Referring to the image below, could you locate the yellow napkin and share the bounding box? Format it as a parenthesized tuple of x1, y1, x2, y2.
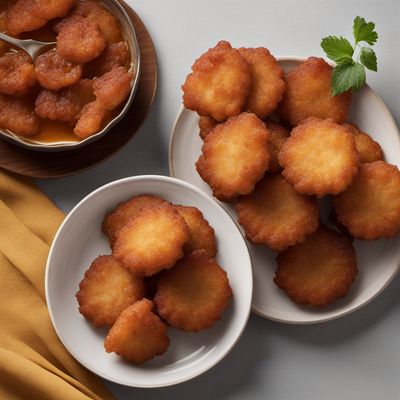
(0, 171, 115, 400)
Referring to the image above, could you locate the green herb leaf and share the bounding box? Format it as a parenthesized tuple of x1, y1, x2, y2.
(353, 16, 378, 45)
(332, 62, 366, 96)
(360, 47, 377, 71)
(320, 36, 354, 63)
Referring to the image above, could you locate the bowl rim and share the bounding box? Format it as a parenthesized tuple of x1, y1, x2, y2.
(45, 174, 253, 387)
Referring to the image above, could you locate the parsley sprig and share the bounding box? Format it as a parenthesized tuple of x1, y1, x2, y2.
(321, 16, 378, 96)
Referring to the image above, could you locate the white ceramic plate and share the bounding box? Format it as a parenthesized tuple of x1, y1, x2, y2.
(46, 175, 252, 387)
(169, 56, 400, 324)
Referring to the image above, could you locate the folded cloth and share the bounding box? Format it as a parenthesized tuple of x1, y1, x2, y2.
(0, 171, 115, 400)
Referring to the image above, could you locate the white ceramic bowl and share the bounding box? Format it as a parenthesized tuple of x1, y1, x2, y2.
(46, 175, 252, 387)
(169, 56, 400, 324)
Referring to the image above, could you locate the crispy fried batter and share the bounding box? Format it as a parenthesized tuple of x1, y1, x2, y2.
(278, 57, 351, 126)
(279, 118, 360, 197)
(31, 0, 76, 20)
(342, 123, 384, 163)
(0, 94, 39, 137)
(76, 255, 146, 327)
(236, 174, 319, 251)
(274, 226, 358, 307)
(113, 204, 189, 277)
(87, 42, 129, 76)
(198, 116, 218, 140)
(102, 194, 171, 247)
(174, 205, 217, 257)
(238, 47, 285, 119)
(0, 51, 36, 96)
(264, 120, 290, 173)
(196, 112, 271, 202)
(56, 15, 106, 64)
(104, 299, 169, 364)
(73, 101, 107, 138)
(182, 41, 251, 121)
(35, 49, 82, 90)
(154, 250, 232, 331)
(35, 79, 93, 123)
(333, 161, 400, 240)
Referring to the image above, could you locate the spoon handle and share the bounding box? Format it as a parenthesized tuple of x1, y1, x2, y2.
(0, 32, 28, 53)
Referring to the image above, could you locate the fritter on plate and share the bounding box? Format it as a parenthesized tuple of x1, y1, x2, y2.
(333, 161, 400, 240)
(0, 51, 36, 97)
(278, 57, 351, 126)
(182, 41, 251, 121)
(35, 79, 94, 124)
(113, 204, 189, 276)
(102, 194, 170, 247)
(274, 226, 358, 307)
(236, 174, 319, 251)
(34, 49, 82, 91)
(174, 205, 217, 256)
(196, 112, 271, 202)
(154, 250, 232, 331)
(279, 118, 360, 197)
(342, 123, 384, 163)
(87, 42, 129, 76)
(76, 255, 146, 327)
(104, 299, 170, 364)
(264, 120, 290, 173)
(198, 116, 218, 140)
(0, 94, 39, 137)
(74, 101, 107, 138)
(238, 47, 285, 119)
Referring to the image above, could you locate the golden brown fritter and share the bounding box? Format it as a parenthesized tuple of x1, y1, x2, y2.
(76, 255, 146, 327)
(32, 0, 76, 20)
(74, 101, 107, 138)
(182, 41, 251, 121)
(333, 161, 400, 240)
(174, 205, 217, 257)
(35, 79, 94, 124)
(278, 57, 351, 126)
(34, 49, 82, 91)
(196, 112, 271, 202)
(274, 226, 358, 307)
(104, 299, 170, 364)
(102, 194, 171, 247)
(198, 116, 218, 140)
(279, 118, 360, 197)
(56, 15, 106, 64)
(342, 123, 384, 163)
(86, 42, 129, 76)
(113, 204, 189, 277)
(238, 47, 285, 119)
(236, 174, 319, 251)
(264, 120, 290, 173)
(0, 94, 39, 137)
(154, 250, 232, 331)
(0, 51, 36, 97)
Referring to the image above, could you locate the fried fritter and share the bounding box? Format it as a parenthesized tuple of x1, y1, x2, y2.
(278, 57, 351, 126)
(236, 174, 319, 251)
(174, 205, 217, 257)
(238, 47, 285, 119)
(35, 49, 82, 91)
(56, 16, 106, 64)
(0, 94, 39, 137)
(76, 255, 146, 327)
(333, 161, 400, 240)
(279, 118, 360, 197)
(182, 41, 251, 121)
(154, 250, 232, 331)
(0, 51, 36, 97)
(198, 116, 218, 140)
(113, 204, 189, 277)
(74, 101, 107, 138)
(35, 79, 93, 124)
(104, 299, 169, 364)
(102, 194, 171, 247)
(342, 123, 384, 163)
(274, 226, 358, 307)
(196, 112, 271, 202)
(32, 0, 76, 20)
(86, 42, 129, 76)
(264, 120, 290, 173)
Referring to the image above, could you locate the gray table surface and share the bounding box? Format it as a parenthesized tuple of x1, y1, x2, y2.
(38, 0, 400, 398)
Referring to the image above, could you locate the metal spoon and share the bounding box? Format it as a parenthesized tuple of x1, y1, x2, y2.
(0, 32, 56, 60)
